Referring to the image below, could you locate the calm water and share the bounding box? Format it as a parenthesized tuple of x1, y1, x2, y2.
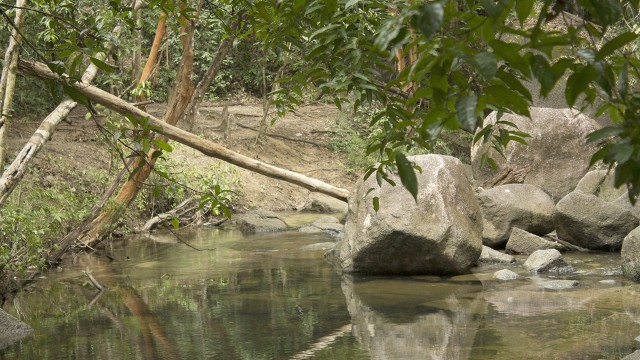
(2, 217, 640, 359)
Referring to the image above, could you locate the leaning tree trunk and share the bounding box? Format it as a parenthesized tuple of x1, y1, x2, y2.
(0, 0, 28, 170)
(19, 60, 351, 201)
(137, 12, 167, 102)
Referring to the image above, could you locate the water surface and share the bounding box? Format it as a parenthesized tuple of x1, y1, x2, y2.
(1, 224, 640, 359)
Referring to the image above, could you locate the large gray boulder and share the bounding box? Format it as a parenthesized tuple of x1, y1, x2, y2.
(622, 226, 640, 282)
(328, 155, 483, 275)
(576, 170, 640, 219)
(478, 246, 515, 264)
(506, 227, 566, 254)
(0, 309, 32, 350)
(477, 184, 555, 247)
(471, 108, 601, 201)
(554, 191, 639, 251)
(575, 170, 626, 201)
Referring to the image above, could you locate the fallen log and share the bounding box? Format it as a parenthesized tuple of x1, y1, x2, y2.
(137, 197, 198, 232)
(18, 59, 350, 202)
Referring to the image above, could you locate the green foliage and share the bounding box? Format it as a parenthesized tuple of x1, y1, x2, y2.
(267, 0, 640, 203)
(0, 162, 109, 275)
(135, 148, 241, 220)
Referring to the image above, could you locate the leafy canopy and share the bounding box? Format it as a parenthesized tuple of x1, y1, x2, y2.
(7, 0, 640, 202)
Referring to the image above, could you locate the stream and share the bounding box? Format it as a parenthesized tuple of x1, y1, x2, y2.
(2, 213, 640, 359)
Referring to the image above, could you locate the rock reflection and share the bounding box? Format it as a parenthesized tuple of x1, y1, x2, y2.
(341, 275, 486, 360)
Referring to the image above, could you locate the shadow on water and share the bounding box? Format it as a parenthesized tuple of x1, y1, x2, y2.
(2, 226, 640, 359)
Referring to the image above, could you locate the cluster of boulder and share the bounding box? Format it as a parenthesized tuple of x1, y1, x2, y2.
(326, 107, 640, 282)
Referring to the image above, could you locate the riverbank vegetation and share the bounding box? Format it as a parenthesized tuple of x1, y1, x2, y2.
(1, 0, 640, 295)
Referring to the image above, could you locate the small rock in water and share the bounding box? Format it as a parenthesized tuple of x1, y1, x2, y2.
(300, 242, 336, 251)
(599, 279, 617, 285)
(493, 269, 519, 281)
(479, 246, 516, 264)
(523, 249, 574, 274)
(537, 279, 579, 290)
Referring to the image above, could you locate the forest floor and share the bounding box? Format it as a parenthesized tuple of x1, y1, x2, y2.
(6, 97, 358, 229)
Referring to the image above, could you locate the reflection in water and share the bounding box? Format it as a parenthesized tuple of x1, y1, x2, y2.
(2, 227, 640, 359)
(342, 276, 485, 360)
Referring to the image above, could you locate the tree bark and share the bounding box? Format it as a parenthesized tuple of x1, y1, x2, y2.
(132, 10, 143, 81)
(18, 59, 350, 200)
(0, 0, 28, 170)
(138, 13, 167, 87)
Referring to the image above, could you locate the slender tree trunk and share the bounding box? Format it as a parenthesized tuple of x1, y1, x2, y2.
(132, 11, 143, 82)
(0, 0, 28, 170)
(139, 13, 167, 88)
(183, 13, 244, 128)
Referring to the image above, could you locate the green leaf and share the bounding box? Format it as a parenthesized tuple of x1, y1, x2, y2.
(565, 65, 598, 107)
(474, 52, 497, 80)
(587, 126, 624, 142)
(530, 55, 555, 97)
(395, 152, 418, 201)
(455, 94, 478, 132)
(62, 85, 88, 105)
(345, 0, 360, 9)
(587, 0, 623, 26)
(473, 125, 493, 145)
(416, 2, 444, 38)
(484, 84, 531, 117)
(596, 32, 638, 61)
(153, 139, 173, 153)
(171, 217, 180, 229)
(489, 40, 530, 78)
(496, 69, 532, 102)
(372, 196, 380, 212)
(515, 0, 534, 25)
(90, 57, 116, 73)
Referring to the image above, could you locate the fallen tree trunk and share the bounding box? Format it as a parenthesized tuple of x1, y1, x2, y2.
(138, 196, 198, 232)
(18, 59, 351, 203)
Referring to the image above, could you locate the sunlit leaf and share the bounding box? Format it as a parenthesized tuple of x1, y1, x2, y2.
(90, 57, 116, 73)
(395, 152, 418, 201)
